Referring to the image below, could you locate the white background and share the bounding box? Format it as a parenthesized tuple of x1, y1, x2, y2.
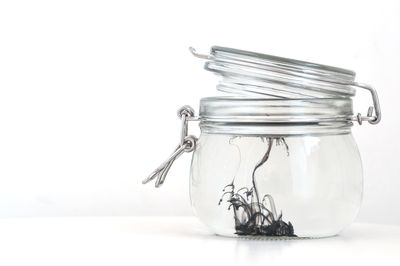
(0, 0, 399, 225)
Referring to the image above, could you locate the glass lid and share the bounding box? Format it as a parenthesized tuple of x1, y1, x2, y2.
(203, 46, 356, 99)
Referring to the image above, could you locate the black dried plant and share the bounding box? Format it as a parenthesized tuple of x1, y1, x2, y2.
(218, 137, 296, 237)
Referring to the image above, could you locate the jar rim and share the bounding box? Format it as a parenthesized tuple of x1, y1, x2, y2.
(199, 96, 354, 135)
(199, 96, 353, 122)
(200, 96, 351, 102)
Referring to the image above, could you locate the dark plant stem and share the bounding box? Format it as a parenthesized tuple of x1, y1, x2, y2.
(252, 137, 273, 210)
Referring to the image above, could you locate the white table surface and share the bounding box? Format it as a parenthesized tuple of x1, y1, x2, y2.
(0, 216, 399, 266)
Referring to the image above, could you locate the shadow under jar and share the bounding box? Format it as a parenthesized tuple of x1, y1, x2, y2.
(144, 46, 381, 238)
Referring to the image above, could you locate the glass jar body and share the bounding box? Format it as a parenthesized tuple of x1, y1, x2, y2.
(189, 132, 363, 238)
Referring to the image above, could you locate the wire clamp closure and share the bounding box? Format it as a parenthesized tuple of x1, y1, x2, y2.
(350, 82, 381, 125)
(142, 106, 198, 187)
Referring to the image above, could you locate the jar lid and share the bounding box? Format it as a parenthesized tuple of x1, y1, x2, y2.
(204, 46, 356, 98)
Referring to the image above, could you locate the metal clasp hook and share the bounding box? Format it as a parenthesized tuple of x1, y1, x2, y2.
(142, 106, 198, 187)
(350, 82, 382, 125)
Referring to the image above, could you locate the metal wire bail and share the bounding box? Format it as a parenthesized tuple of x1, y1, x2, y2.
(350, 82, 381, 125)
(142, 106, 198, 187)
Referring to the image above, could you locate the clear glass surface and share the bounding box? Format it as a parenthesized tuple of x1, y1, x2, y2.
(190, 133, 363, 238)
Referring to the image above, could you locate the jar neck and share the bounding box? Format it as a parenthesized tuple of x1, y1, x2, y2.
(199, 97, 354, 136)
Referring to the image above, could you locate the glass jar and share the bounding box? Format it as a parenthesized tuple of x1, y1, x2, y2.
(143, 46, 381, 238)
